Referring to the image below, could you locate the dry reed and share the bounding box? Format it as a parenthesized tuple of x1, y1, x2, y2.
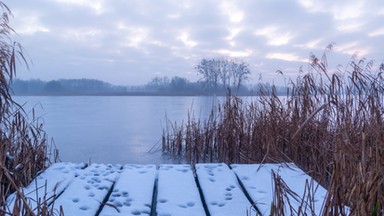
(0, 2, 58, 215)
(162, 45, 384, 215)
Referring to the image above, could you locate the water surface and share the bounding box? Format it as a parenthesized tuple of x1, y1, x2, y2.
(14, 96, 223, 164)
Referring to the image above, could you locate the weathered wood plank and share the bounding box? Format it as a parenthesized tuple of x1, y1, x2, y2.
(6, 162, 85, 214)
(99, 164, 156, 216)
(6, 162, 335, 216)
(195, 163, 252, 216)
(54, 163, 121, 216)
(156, 164, 206, 216)
(231, 163, 328, 215)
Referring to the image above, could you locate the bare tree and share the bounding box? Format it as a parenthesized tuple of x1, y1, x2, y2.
(232, 60, 250, 90)
(196, 58, 219, 91)
(196, 57, 250, 92)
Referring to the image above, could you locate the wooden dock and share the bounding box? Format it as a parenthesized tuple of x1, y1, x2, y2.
(6, 163, 329, 216)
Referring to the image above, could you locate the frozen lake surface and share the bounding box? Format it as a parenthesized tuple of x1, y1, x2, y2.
(14, 96, 238, 164)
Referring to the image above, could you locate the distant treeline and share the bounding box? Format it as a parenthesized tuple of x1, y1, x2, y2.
(11, 79, 126, 96)
(11, 57, 289, 96)
(11, 77, 287, 96)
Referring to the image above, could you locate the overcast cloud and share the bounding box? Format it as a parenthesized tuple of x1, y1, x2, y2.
(4, 0, 384, 85)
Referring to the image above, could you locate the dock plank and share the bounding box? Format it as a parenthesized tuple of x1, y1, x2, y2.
(99, 164, 156, 216)
(6, 162, 335, 216)
(54, 163, 121, 216)
(157, 164, 206, 216)
(231, 163, 328, 215)
(195, 163, 252, 216)
(6, 162, 85, 214)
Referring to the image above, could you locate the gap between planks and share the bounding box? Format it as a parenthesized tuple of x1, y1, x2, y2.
(6, 163, 328, 216)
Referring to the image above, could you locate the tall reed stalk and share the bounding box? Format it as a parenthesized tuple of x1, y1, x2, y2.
(162, 45, 384, 215)
(0, 2, 58, 215)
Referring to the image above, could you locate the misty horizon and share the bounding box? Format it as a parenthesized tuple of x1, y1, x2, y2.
(5, 0, 384, 86)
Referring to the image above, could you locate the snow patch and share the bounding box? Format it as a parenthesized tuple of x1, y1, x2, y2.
(6, 162, 85, 214)
(195, 163, 252, 216)
(54, 163, 120, 216)
(99, 164, 156, 216)
(231, 163, 328, 215)
(156, 164, 205, 216)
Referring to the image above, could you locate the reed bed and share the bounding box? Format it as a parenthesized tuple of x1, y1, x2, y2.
(0, 2, 58, 215)
(162, 47, 384, 215)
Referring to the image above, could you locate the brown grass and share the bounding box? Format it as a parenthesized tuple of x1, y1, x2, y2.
(162, 45, 384, 215)
(0, 2, 58, 215)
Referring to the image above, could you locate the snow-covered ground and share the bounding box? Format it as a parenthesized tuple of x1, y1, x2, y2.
(6, 162, 334, 216)
(157, 164, 206, 216)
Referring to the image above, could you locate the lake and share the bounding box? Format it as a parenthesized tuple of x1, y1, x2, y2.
(14, 96, 230, 164)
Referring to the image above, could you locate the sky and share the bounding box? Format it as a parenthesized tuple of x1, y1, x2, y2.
(4, 0, 384, 86)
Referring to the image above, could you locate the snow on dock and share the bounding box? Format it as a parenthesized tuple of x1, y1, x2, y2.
(231, 163, 328, 215)
(195, 163, 252, 216)
(99, 164, 156, 216)
(6, 162, 85, 214)
(6, 162, 333, 216)
(54, 163, 121, 216)
(157, 164, 206, 216)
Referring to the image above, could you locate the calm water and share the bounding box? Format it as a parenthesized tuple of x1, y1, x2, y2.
(14, 96, 227, 164)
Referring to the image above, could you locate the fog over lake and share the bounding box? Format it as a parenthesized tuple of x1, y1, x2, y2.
(14, 96, 232, 164)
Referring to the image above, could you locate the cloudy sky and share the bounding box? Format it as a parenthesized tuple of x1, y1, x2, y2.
(4, 0, 384, 85)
